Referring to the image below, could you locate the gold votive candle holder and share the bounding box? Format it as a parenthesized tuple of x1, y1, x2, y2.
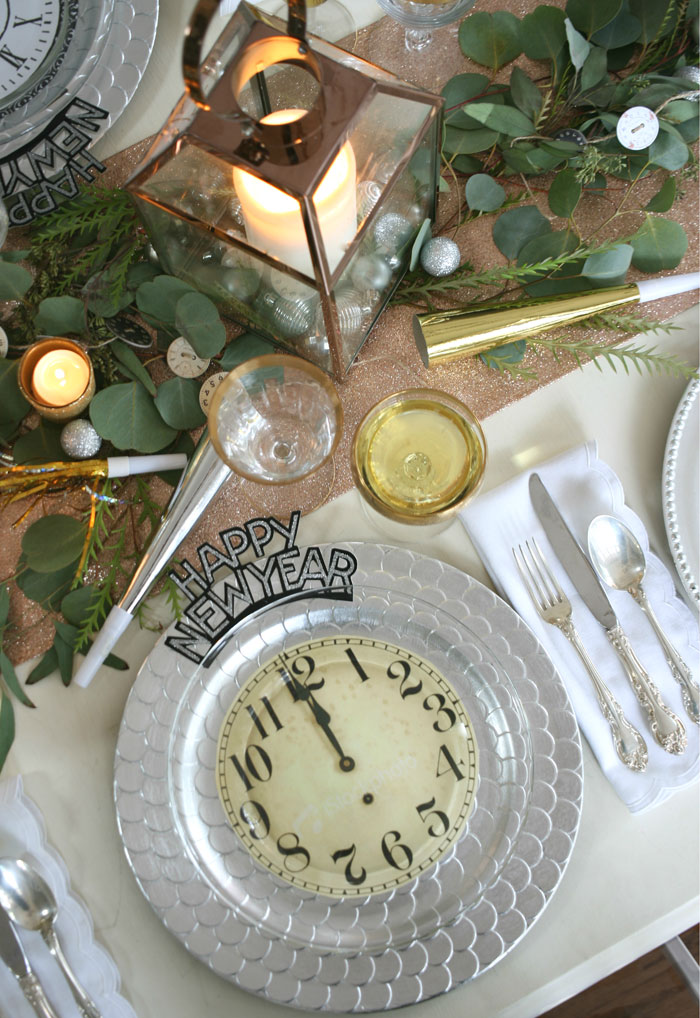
(18, 338, 96, 421)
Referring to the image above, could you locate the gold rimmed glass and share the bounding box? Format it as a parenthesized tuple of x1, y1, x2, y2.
(351, 387, 486, 535)
(208, 354, 343, 515)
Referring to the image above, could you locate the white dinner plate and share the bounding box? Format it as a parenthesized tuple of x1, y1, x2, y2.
(663, 378, 699, 606)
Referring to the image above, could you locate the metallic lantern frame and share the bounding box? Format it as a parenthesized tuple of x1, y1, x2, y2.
(126, 1, 443, 379)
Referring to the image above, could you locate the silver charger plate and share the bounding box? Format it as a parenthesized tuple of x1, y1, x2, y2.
(663, 378, 699, 606)
(114, 543, 583, 1012)
(0, 0, 158, 222)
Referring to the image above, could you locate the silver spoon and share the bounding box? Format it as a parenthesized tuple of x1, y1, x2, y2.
(0, 857, 102, 1018)
(588, 515, 700, 726)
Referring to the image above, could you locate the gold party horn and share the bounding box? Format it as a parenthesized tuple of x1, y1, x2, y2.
(413, 272, 700, 366)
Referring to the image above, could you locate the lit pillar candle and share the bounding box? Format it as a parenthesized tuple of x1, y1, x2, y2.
(32, 349, 91, 406)
(233, 109, 356, 279)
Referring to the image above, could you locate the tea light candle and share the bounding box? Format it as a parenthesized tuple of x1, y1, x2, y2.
(233, 109, 356, 279)
(32, 348, 91, 406)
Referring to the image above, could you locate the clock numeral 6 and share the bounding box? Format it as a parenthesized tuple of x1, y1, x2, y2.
(229, 744, 273, 791)
(239, 800, 271, 840)
(387, 659, 423, 699)
(331, 843, 367, 886)
(276, 833, 311, 873)
(416, 797, 450, 838)
(381, 831, 414, 871)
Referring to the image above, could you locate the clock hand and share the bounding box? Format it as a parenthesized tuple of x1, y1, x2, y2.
(289, 674, 355, 772)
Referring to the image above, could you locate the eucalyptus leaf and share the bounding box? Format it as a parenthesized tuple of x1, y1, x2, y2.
(53, 628, 74, 686)
(26, 647, 59, 686)
(591, 3, 641, 48)
(410, 218, 433, 271)
(89, 381, 177, 452)
(548, 168, 583, 218)
(0, 360, 30, 427)
(441, 73, 491, 128)
(675, 118, 700, 144)
(443, 125, 500, 154)
(630, 216, 688, 272)
(61, 585, 104, 628)
(523, 146, 570, 172)
(127, 261, 160, 288)
(452, 154, 484, 174)
(521, 6, 567, 62)
(220, 332, 275, 370)
(565, 18, 591, 71)
(461, 102, 534, 137)
(136, 275, 195, 327)
(628, 0, 673, 42)
(154, 376, 206, 430)
(458, 11, 522, 71)
(492, 206, 552, 260)
(644, 176, 676, 212)
(0, 650, 34, 708)
(0, 693, 15, 774)
(0, 262, 33, 299)
(16, 558, 76, 610)
(175, 292, 227, 358)
(580, 45, 609, 92)
(12, 422, 64, 464)
(518, 230, 584, 296)
(83, 261, 135, 317)
(661, 100, 700, 124)
(22, 515, 86, 574)
(509, 67, 543, 120)
(583, 244, 633, 284)
(566, 0, 622, 37)
(0, 249, 30, 263)
(156, 432, 195, 486)
(480, 339, 527, 369)
(648, 131, 690, 171)
(112, 340, 157, 396)
(501, 146, 540, 174)
(465, 173, 507, 212)
(34, 296, 86, 336)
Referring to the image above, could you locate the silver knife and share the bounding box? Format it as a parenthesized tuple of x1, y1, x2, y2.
(529, 473, 687, 755)
(0, 905, 60, 1018)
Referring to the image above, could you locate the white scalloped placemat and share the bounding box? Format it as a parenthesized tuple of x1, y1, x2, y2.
(0, 776, 137, 1018)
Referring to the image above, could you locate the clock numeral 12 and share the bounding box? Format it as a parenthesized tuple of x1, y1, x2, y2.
(229, 744, 272, 791)
(344, 647, 371, 682)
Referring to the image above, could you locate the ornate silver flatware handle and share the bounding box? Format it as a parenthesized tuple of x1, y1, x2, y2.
(558, 619, 648, 772)
(606, 624, 687, 754)
(17, 971, 60, 1018)
(44, 926, 102, 1018)
(633, 586, 700, 726)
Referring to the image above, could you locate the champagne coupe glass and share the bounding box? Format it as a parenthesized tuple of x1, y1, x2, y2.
(271, 0, 357, 45)
(375, 0, 478, 55)
(208, 353, 344, 515)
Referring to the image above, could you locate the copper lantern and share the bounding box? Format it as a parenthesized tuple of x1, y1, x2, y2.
(126, 0, 443, 379)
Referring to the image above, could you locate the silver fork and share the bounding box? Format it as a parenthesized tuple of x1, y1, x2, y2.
(514, 539, 648, 772)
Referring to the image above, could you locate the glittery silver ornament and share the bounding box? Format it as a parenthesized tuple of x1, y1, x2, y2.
(373, 212, 412, 252)
(676, 65, 700, 99)
(256, 291, 316, 338)
(350, 253, 392, 291)
(356, 180, 382, 221)
(60, 419, 102, 459)
(420, 236, 461, 277)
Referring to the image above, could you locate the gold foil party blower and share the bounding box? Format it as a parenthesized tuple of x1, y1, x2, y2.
(413, 272, 700, 366)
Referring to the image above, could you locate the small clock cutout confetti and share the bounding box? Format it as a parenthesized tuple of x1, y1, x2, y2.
(616, 107, 660, 150)
(167, 337, 211, 378)
(199, 371, 228, 413)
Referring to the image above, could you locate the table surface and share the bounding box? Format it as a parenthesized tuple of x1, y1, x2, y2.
(4, 3, 700, 1017)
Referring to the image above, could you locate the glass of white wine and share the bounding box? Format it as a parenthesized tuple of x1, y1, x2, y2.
(351, 387, 486, 539)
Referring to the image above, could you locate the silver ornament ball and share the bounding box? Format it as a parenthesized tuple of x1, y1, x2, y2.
(351, 254, 392, 291)
(420, 236, 461, 277)
(373, 212, 412, 252)
(677, 65, 700, 100)
(60, 419, 102, 459)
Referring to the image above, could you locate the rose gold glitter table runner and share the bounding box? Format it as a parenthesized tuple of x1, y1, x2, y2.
(3, 8, 698, 664)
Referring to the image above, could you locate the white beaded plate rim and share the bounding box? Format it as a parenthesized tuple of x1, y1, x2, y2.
(0, 0, 159, 163)
(114, 543, 583, 1013)
(662, 378, 699, 606)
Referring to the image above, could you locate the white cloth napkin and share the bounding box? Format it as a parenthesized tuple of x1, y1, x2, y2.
(0, 777, 136, 1018)
(459, 441, 699, 813)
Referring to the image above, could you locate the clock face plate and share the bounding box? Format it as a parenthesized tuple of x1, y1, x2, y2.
(216, 636, 479, 897)
(115, 543, 583, 1011)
